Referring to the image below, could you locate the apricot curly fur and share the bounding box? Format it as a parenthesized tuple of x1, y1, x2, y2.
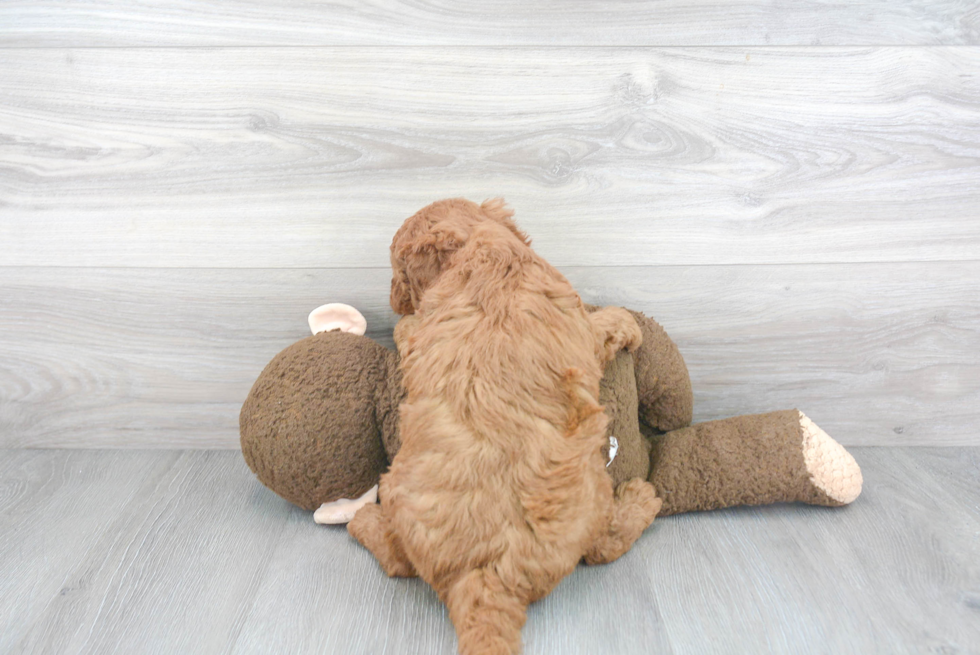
(349, 198, 659, 655)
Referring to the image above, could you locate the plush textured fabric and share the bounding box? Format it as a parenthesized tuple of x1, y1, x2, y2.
(375, 347, 404, 460)
(626, 309, 693, 432)
(240, 331, 396, 511)
(241, 313, 861, 521)
(599, 350, 651, 487)
(648, 409, 839, 516)
(241, 307, 692, 511)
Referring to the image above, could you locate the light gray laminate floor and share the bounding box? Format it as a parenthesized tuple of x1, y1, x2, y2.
(1, 447, 977, 655)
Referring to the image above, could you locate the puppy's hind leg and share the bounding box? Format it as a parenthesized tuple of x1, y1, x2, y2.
(446, 568, 528, 655)
(347, 503, 417, 577)
(589, 306, 643, 363)
(584, 479, 662, 565)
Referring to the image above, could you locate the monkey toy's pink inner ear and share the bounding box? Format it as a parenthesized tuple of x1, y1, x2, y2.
(308, 303, 367, 336)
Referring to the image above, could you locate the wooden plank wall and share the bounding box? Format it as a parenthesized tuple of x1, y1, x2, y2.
(1, 3, 978, 447)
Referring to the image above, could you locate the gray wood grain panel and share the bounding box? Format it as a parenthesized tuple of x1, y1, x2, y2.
(907, 447, 980, 524)
(1, 262, 977, 448)
(0, 267, 398, 449)
(1, 448, 978, 654)
(230, 493, 674, 655)
(575, 263, 980, 448)
(642, 447, 980, 654)
(0, 450, 183, 652)
(5, 450, 290, 655)
(2, 47, 978, 268)
(0, 1, 977, 47)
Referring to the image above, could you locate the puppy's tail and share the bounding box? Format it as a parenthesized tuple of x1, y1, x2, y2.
(446, 568, 527, 655)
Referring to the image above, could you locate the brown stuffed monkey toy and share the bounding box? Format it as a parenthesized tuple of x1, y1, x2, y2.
(240, 304, 862, 523)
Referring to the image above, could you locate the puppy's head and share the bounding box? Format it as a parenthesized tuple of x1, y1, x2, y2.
(389, 198, 529, 314)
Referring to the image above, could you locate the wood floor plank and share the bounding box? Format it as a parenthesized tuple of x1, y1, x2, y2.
(2, 47, 978, 268)
(8, 450, 290, 654)
(232, 519, 672, 655)
(640, 447, 980, 654)
(2, 262, 977, 448)
(521, 553, 674, 655)
(0, 1, 976, 47)
(905, 447, 980, 523)
(0, 450, 182, 652)
(1, 448, 977, 653)
(228, 512, 459, 654)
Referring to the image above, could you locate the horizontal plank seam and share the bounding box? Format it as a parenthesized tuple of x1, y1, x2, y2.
(1, 44, 979, 50)
(2, 259, 979, 273)
(6, 445, 977, 453)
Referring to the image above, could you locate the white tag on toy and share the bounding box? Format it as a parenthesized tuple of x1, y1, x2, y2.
(606, 435, 619, 467)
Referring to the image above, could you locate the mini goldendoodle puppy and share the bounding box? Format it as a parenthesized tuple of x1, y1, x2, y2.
(348, 198, 662, 655)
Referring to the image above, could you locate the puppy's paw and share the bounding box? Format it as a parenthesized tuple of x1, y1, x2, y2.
(347, 503, 417, 578)
(346, 502, 382, 544)
(592, 306, 643, 362)
(585, 478, 662, 565)
(616, 312, 643, 354)
(616, 478, 663, 526)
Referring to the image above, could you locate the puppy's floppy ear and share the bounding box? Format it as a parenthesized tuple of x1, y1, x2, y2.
(481, 198, 531, 246)
(390, 267, 415, 315)
(391, 223, 466, 314)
